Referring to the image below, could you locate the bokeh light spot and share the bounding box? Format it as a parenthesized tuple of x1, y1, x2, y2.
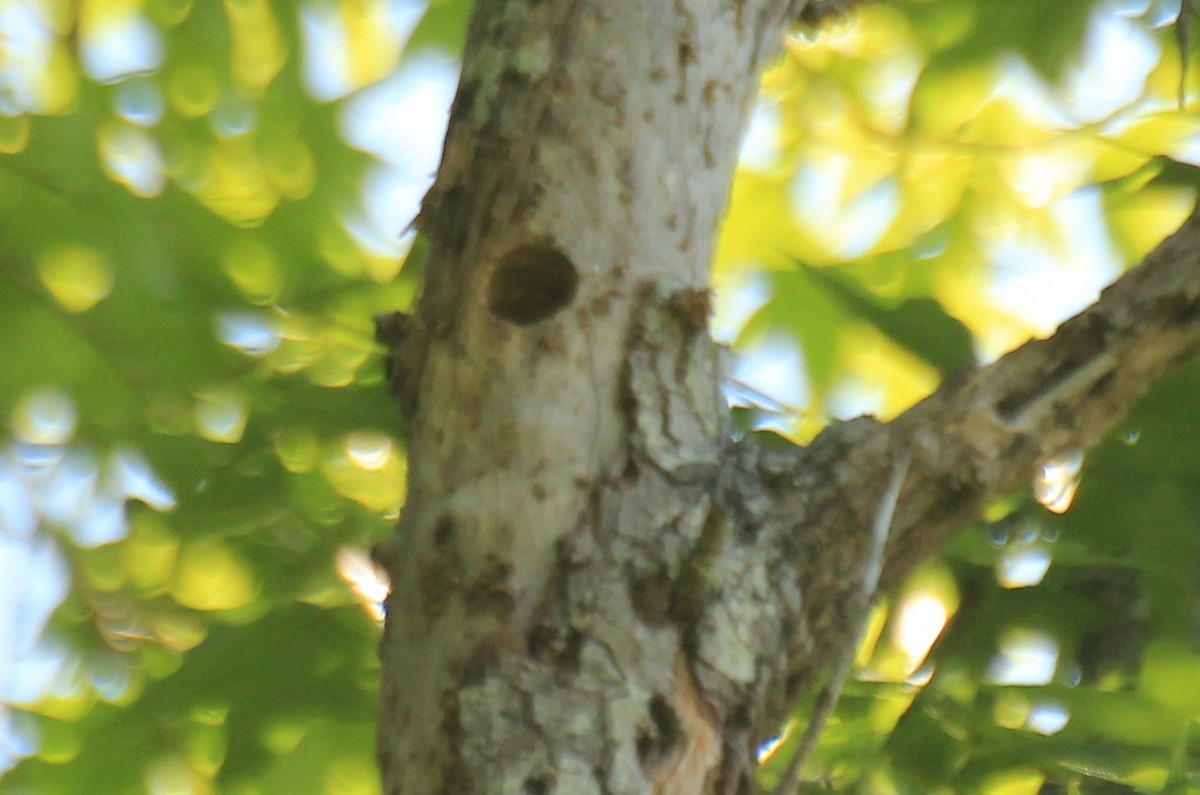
(209, 90, 256, 139)
(323, 437, 404, 513)
(110, 448, 176, 511)
(151, 613, 206, 653)
(167, 62, 218, 117)
(197, 144, 279, 226)
(224, 0, 285, 93)
(0, 4, 60, 115)
(186, 723, 226, 777)
(1035, 450, 1083, 514)
(222, 236, 282, 304)
(989, 628, 1059, 686)
(114, 77, 164, 126)
(335, 545, 388, 623)
(37, 245, 114, 312)
(893, 592, 948, 669)
(272, 426, 319, 474)
(80, 6, 163, 83)
(148, 0, 193, 27)
(35, 718, 80, 763)
(996, 545, 1052, 589)
(323, 754, 378, 795)
(216, 312, 280, 356)
(87, 652, 133, 704)
(1026, 702, 1069, 735)
(170, 540, 256, 611)
(98, 120, 166, 197)
(13, 387, 76, 446)
(145, 754, 205, 795)
(194, 388, 248, 444)
(264, 136, 316, 200)
(123, 515, 179, 594)
(344, 431, 392, 472)
(70, 494, 127, 548)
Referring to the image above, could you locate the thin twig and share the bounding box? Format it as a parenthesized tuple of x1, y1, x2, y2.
(772, 446, 911, 795)
(1178, 0, 1197, 109)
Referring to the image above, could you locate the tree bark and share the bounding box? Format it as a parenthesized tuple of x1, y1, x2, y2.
(374, 1, 1200, 793)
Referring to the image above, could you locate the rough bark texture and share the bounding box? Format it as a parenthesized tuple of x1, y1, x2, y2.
(374, 1, 1200, 793)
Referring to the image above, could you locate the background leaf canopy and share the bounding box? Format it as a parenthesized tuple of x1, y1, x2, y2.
(1, 1, 1199, 793)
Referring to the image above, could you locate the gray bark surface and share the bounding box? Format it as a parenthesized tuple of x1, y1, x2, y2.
(374, 1, 1200, 793)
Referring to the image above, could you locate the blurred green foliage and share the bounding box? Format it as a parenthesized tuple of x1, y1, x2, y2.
(1, 1, 1199, 794)
(0, 1, 453, 793)
(741, 2, 1200, 793)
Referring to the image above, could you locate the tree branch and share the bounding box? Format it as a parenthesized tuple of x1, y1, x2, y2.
(720, 202, 1200, 755)
(772, 448, 909, 795)
(762, 200, 1200, 616)
(879, 201, 1200, 588)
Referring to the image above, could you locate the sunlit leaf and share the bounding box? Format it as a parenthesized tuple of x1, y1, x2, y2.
(790, 257, 975, 378)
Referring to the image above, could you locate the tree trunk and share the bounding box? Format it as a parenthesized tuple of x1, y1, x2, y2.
(374, 2, 1200, 794)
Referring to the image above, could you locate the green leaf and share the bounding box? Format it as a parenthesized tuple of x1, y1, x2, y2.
(899, 0, 1098, 81)
(789, 257, 975, 378)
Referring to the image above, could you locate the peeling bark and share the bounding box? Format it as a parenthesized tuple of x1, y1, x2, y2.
(374, 1, 1200, 793)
